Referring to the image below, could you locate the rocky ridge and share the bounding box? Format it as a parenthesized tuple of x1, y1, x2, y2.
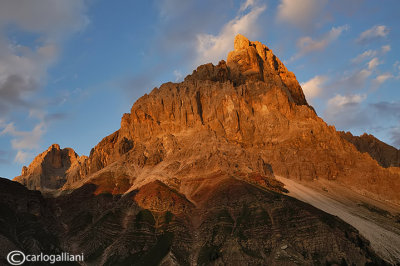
(14, 144, 87, 191)
(9, 34, 400, 264)
(15, 34, 400, 204)
(340, 131, 400, 168)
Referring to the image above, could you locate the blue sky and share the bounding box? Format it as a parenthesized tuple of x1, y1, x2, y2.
(1, 0, 400, 179)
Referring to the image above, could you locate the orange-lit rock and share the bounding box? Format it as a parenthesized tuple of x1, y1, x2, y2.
(15, 34, 400, 205)
(8, 34, 400, 264)
(14, 144, 86, 191)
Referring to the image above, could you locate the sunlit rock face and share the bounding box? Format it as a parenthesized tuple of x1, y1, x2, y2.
(14, 144, 87, 191)
(9, 34, 400, 264)
(17, 34, 399, 204)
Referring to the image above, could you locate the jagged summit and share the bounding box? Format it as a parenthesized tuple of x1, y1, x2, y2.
(340, 131, 400, 168)
(8, 34, 400, 264)
(14, 144, 87, 191)
(185, 34, 308, 106)
(14, 35, 400, 205)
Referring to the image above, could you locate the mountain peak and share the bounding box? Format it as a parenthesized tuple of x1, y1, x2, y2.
(48, 143, 61, 151)
(14, 35, 400, 206)
(185, 35, 308, 106)
(8, 34, 400, 265)
(229, 34, 308, 105)
(233, 34, 250, 50)
(13, 144, 85, 191)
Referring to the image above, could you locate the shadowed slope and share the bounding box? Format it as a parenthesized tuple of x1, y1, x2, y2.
(340, 131, 400, 168)
(0, 177, 387, 265)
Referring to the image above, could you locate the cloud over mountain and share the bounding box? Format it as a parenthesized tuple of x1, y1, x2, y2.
(195, 1, 266, 65)
(0, 0, 88, 163)
(277, 0, 327, 30)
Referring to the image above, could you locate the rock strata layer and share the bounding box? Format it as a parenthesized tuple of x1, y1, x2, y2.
(0, 177, 386, 265)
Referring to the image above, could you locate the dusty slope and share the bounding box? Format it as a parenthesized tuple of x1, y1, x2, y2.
(277, 176, 400, 264)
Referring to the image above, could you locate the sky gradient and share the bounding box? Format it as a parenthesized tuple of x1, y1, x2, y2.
(1, 0, 400, 179)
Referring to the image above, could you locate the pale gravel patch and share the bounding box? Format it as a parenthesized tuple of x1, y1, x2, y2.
(277, 176, 400, 265)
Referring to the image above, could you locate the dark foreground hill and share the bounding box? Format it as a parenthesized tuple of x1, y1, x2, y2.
(0, 177, 386, 265)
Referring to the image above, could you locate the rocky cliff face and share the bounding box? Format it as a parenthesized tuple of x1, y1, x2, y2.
(15, 34, 397, 203)
(9, 34, 400, 264)
(15, 35, 400, 202)
(340, 131, 400, 168)
(14, 144, 87, 191)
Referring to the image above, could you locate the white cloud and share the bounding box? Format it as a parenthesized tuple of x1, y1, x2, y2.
(0, 0, 88, 113)
(351, 45, 390, 64)
(358, 69, 373, 79)
(328, 94, 366, 108)
(195, 2, 266, 65)
(293, 25, 348, 60)
(331, 53, 388, 92)
(0, 0, 88, 112)
(1, 120, 46, 163)
(0, 37, 57, 112)
(0, 0, 89, 37)
(357, 25, 389, 43)
(1, 121, 45, 151)
(277, 0, 327, 29)
(351, 50, 376, 64)
(300, 75, 327, 99)
(374, 73, 393, 84)
(0, 0, 88, 165)
(368, 57, 381, 70)
(239, 0, 257, 12)
(173, 70, 183, 82)
(333, 68, 372, 92)
(336, 53, 382, 92)
(324, 94, 369, 129)
(14, 151, 32, 164)
(381, 45, 391, 53)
